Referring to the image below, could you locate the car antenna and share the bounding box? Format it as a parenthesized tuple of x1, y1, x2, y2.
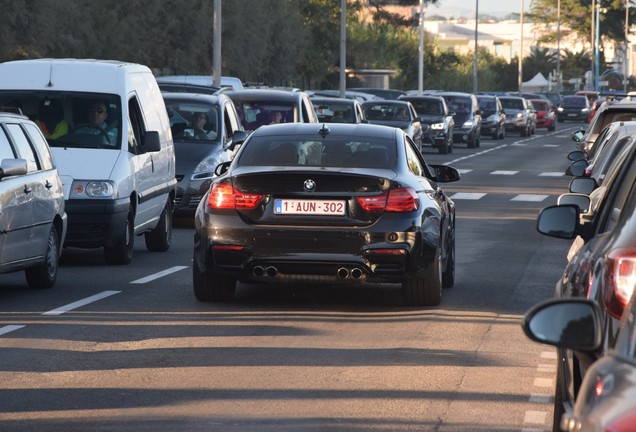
(318, 124, 330, 138)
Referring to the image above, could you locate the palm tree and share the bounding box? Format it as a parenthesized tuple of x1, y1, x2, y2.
(523, 47, 556, 81)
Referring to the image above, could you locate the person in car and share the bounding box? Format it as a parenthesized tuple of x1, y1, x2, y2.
(35, 98, 69, 139)
(76, 100, 118, 144)
(192, 112, 214, 139)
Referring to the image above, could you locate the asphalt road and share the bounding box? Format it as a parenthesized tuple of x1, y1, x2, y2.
(0, 121, 584, 432)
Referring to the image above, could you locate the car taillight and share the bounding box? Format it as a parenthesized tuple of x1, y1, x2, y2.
(603, 248, 636, 319)
(356, 188, 419, 213)
(386, 188, 419, 212)
(207, 183, 262, 210)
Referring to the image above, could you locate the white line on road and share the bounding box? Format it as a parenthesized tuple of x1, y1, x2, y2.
(42, 290, 121, 316)
(0, 325, 26, 336)
(130, 265, 189, 284)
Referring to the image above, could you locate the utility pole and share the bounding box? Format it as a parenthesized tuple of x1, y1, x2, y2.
(518, 0, 524, 94)
(418, 0, 426, 95)
(339, 0, 346, 98)
(595, 0, 600, 91)
(473, 0, 479, 94)
(213, 0, 222, 88)
(557, 0, 561, 93)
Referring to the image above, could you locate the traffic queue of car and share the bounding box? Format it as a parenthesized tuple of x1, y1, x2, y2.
(523, 91, 636, 431)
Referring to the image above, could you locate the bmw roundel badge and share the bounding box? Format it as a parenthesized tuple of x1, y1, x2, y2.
(304, 179, 316, 192)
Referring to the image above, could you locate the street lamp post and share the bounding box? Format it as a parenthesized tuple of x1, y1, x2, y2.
(556, 0, 561, 92)
(418, 0, 427, 95)
(518, 0, 524, 94)
(595, 0, 601, 91)
(473, 0, 478, 94)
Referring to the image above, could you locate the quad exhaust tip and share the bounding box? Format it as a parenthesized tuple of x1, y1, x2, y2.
(337, 267, 363, 279)
(253, 266, 278, 277)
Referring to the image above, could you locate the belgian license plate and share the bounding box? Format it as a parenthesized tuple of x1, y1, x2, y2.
(274, 199, 345, 215)
(567, 113, 577, 117)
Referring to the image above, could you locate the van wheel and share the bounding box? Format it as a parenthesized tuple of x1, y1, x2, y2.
(25, 226, 59, 289)
(145, 199, 173, 252)
(104, 211, 134, 265)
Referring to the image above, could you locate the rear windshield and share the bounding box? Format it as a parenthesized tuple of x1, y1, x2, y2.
(238, 135, 396, 169)
(500, 98, 525, 110)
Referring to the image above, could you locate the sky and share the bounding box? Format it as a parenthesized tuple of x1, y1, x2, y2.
(429, 0, 531, 18)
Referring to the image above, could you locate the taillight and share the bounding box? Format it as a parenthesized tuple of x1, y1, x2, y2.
(357, 188, 419, 213)
(603, 248, 636, 319)
(386, 188, 419, 212)
(207, 183, 262, 210)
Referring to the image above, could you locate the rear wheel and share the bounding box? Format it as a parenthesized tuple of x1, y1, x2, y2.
(193, 259, 236, 302)
(104, 211, 134, 265)
(25, 226, 59, 289)
(442, 236, 455, 289)
(402, 251, 442, 306)
(145, 198, 173, 252)
(553, 358, 567, 431)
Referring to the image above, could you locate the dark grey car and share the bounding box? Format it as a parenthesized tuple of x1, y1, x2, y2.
(162, 93, 248, 217)
(0, 111, 67, 288)
(399, 94, 454, 154)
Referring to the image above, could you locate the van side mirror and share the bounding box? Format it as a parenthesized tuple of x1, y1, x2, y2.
(142, 131, 161, 152)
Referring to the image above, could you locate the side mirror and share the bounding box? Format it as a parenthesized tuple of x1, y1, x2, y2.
(536, 204, 579, 239)
(522, 299, 602, 351)
(214, 161, 231, 177)
(0, 158, 28, 179)
(142, 131, 161, 152)
(557, 193, 591, 213)
(569, 177, 597, 195)
(566, 160, 587, 177)
(226, 130, 249, 152)
(567, 150, 586, 162)
(430, 164, 460, 183)
(571, 130, 585, 142)
(448, 110, 456, 116)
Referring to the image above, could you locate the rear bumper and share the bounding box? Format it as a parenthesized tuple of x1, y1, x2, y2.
(193, 216, 439, 284)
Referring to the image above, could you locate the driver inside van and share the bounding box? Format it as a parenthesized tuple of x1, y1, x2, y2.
(75, 100, 118, 145)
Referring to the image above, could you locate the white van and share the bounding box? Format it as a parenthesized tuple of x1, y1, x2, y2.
(0, 59, 176, 265)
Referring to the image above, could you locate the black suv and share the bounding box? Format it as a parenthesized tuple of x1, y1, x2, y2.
(437, 92, 481, 148)
(572, 98, 636, 155)
(0, 109, 67, 289)
(399, 94, 454, 154)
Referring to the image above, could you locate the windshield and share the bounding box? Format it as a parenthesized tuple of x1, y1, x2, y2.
(238, 135, 397, 169)
(500, 98, 525, 110)
(164, 98, 221, 143)
(410, 100, 443, 116)
(232, 101, 296, 130)
(0, 91, 122, 149)
(313, 101, 355, 123)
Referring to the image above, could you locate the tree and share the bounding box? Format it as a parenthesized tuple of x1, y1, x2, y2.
(523, 47, 556, 81)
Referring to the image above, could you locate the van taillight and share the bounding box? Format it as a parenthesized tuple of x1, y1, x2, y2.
(603, 248, 636, 319)
(357, 188, 419, 213)
(207, 183, 262, 210)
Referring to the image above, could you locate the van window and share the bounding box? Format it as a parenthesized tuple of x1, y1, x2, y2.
(128, 97, 147, 150)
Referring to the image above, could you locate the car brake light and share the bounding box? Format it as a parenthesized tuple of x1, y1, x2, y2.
(386, 188, 419, 212)
(356, 188, 419, 213)
(207, 183, 262, 210)
(603, 248, 636, 319)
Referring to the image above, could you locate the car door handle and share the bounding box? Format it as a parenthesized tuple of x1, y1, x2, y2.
(24, 186, 32, 194)
(45, 180, 53, 189)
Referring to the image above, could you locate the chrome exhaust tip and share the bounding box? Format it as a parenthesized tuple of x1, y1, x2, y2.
(253, 266, 265, 277)
(351, 268, 363, 279)
(266, 266, 277, 277)
(337, 267, 350, 279)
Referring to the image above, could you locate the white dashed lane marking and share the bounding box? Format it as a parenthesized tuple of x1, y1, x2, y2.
(43, 290, 121, 316)
(130, 265, 188, 284)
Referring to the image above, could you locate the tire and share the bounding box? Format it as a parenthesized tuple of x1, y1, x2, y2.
(442, 235, 455, 289)
(448, 139, 453, 153)
(492, 131, 497, 140)
(500, 126, 505, 139)
(145, 198, 173, 252)
(475, 136, 480, 148)
(548, 124, 555, 132)
(467, 137, 476, 149)
(521, 127, 528, 137)
(438, 142, 448, 154)
(553, 357, 567, 432)
(193, 259, 236, 302)
(402, 250, 442, 306)
(104, 211, 134, 265)
(25, 226, 59, 289)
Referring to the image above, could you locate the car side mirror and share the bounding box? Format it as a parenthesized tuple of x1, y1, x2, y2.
(0, 158, 28, 179)
(571, 130, 585, 142)
(430, 164, 460, 183)
(557, 193, 591, 213)
(569, 177, 597, 195)
(536, 204, 579, 239)
(448, 110, 456, 116)
(214, 161, 231, 176)
(567, 150, 586, 162)
(566, 160, 587, 177)
(142, 131, 161, 152)
(226, 130, 249, 151)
